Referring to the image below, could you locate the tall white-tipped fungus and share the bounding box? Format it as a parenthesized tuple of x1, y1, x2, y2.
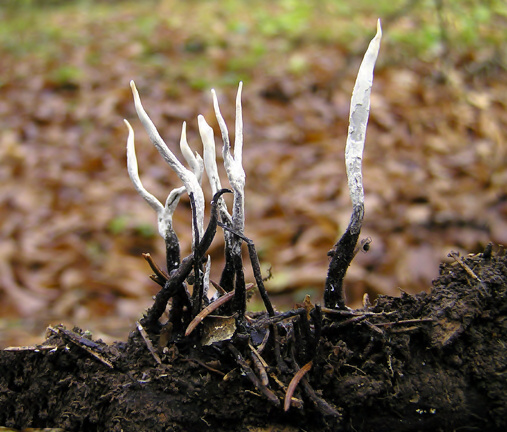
(212, 82, 246, 234)
(125, 118, 183, 239)
(129, 80, 206, 242)
(345, 20, 382, 210)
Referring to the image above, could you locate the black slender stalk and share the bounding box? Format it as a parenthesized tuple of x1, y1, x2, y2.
(141, 189, 231, 333)
(219, 233, 236, 292)
(233, 253, 246, 327)
(164, 230, 181, 275)
(324, 204, 364, 309)
(163, 230, 186, 333)
(309, 305, 322, 356)
(218, 222, 275, 317)
(189, 193, 204, 318)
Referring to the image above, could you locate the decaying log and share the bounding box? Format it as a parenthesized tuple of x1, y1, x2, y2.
(1, 251, 506, 431)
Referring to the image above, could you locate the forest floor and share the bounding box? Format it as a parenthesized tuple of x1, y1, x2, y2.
(1, 249, 506, 431)
(0, 0, 506, 349)
(1, 1, 506, 431)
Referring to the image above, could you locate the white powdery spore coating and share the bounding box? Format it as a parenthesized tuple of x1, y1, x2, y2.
(345, 20, 382, 209)
(130, 80, 206, 241)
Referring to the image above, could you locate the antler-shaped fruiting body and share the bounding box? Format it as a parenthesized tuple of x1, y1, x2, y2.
(213, 82, 246, 237)
(126, 79, 253, 333)
(198, 83, 247, 316)
(124, 23, 385, 415)
(179, 121, 204, 186)
(212, 83, 248, 317)
(324, 20, 382, 309)
(129, 80, 205, 244)
(198, 115, 232, 224)
(124, 119, 184, 272)
(198, 84, 245, 234)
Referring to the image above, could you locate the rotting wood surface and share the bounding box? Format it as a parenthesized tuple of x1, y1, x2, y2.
(1, 251, 506, 432)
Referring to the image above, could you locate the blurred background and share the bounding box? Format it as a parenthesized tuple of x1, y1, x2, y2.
(0, 0, 506, 347)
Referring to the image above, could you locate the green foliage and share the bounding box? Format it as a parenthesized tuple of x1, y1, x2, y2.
(108, 216, 156, 238)
(135, 223, 156, 238)
(50, 65, 83, 86)
(108, 216, 129, 235)
(0, 0, 503, 86)
(388, 0, 507, 63)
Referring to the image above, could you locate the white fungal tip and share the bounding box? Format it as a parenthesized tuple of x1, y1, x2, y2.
(130, 80, 141, 103)
(198, 114, 212, 133)
(124, 120, 134, 149)
(211, 89, 220, 109)
(181, 121, 187, 140)
(376, 19, 382, 37)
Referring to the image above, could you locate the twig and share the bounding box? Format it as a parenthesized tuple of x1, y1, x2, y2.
(374, 317, 434, 327)
(252, 308, 307, 330)
(142, 253, 169, 283)
(47, 326, 114, 369)
(136, 321, 162, 365)
(185, 283, 255, 337)
(329, 314, 370, 328)
(227, 343, 280, 407)
(364, 320, 385, 336)
(287, 330, 340, 418)
(180, 358, 225, 377)
(301, 377, 342, 418)
(284, 361, 313, 411)
(320, 307, 361, 315)
(256, 328, 270, 354)
(210, 279, 227, 296)
(320, 307, 395, 317)
(4, 345, 57, 352)
(249, 343, 270, 386)
(449, 251, 488, 295)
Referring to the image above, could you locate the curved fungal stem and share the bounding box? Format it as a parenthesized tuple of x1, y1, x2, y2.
(324, 20, 382, 309)
(130, 80, 205, 243)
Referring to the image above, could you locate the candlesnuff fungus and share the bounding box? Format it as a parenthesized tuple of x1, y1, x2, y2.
(128, 80, 205, 244)
(199, 83, 247, 316)
(125, 21, 382, 415)
(324, 19, 382, 309)
(212, 83, 248, 316)
(124, 119, 183, 273)
(125, 80, 250, 332)
(126, 20, 382, 328)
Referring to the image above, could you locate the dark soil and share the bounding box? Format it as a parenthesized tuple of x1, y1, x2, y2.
(1, 249, 506, 432)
